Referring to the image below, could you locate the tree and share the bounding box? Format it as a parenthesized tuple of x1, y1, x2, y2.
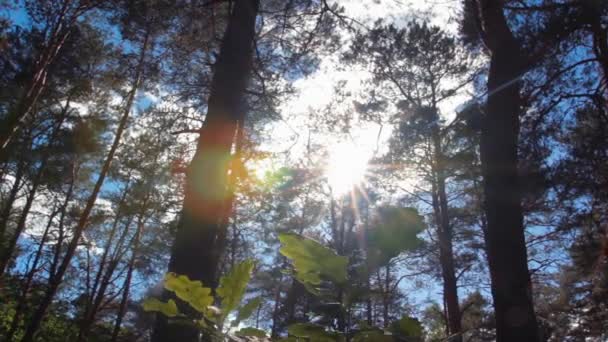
(152, 1, 260, 340)
(465, 1, 540, 340)
(346, 21, 475, 341)
(20, 21, 151, 342)
(0, 0, 105, 153)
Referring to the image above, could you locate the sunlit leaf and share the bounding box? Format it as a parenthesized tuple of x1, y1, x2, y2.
(279, 233, 348, 293)
(142, 298, 178, 317)
(164, 273, 213, 314)
(217, 259, 255, 322)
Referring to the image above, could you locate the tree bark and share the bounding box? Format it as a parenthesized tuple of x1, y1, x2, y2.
(382, 264, 390, 328)
(0, 99, 71, 277)
(584, 2, 608, 97)
(0, 0, 88, 153)
(19, 31, 149, 342)
(110, 214, 144, 342)
(49, 163, 78, 279)
(152, 0, 259, 340)
(431, 125, 462, 342)
(77, 180, 132, 340)
(77, 215, 134, 342)
(270, 274, 284, 339)
(476, 1, 539, 340)
(366, 278, 373, 325)
(5, 206, 60, 342)
(0, 159, 25, 240)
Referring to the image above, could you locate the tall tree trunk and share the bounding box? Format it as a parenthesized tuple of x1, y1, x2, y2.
(152, 0, 259, 340)
(215, 117, 245, 276)
(476, 1, 539, 340)
(366, 277, 373, 325)
(0, 99, 71, 277)
(78, 180, 132, 338)
(431, 126, 462, 342)
(270, 274, 284, 339)
(584, 2, 608, 99)
(0, 0, 83, 153)
(0, 159, 25, 239)
(5, 206, 60, 342)
(282, 279, 301, 329)
(110, 216, 144, 342)
(382, 264, 390, 328)
(79, 188, 146, 342)
(49, 163, 78, 279)
(20, 31, 149, 342)
(77, 215, 134, 342)
(0, 164, 45, 277)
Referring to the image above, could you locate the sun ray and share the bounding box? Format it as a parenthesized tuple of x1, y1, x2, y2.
(325, 141, 370, 197)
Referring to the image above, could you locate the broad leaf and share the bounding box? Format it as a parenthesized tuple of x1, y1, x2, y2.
(232, 297, 262, 327)
(353, 330, 393, 342)
(217, 259, 255, 322)
(142, 298, 178, 317)
(367, 207, 425, 266)
(390, 315, 423, 339)
(279, 233, 348, 292)
(287, 323, 341, 342)
(235, 327, 267, 337)
(164, 273, 213, 314)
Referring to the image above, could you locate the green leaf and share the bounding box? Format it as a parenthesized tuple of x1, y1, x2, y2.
(235, 327, 267, 337)
(278, 233, 348, 292)
(287, 323, 342, 341)
(367, 207, 425, 266)
(390, 315, 423, 338)
(231, 297, 262, 327)
(217, 259, 255, 322)
(353, 330, 393, 342)
(142, 298, 178, 317)
(274, 337, 300, 342)
(163, 273, 213, 314)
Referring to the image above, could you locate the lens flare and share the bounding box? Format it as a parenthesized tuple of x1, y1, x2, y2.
(325, 141, 369, 196)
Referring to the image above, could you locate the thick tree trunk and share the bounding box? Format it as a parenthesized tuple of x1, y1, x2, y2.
(152, 1, 259, 341)
(476, 1, 539, 340)
(20, 31, 149, 342)
(431, 127, 462, 342)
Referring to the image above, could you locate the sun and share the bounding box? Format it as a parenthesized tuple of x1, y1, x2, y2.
(325, 141, 370, 196)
